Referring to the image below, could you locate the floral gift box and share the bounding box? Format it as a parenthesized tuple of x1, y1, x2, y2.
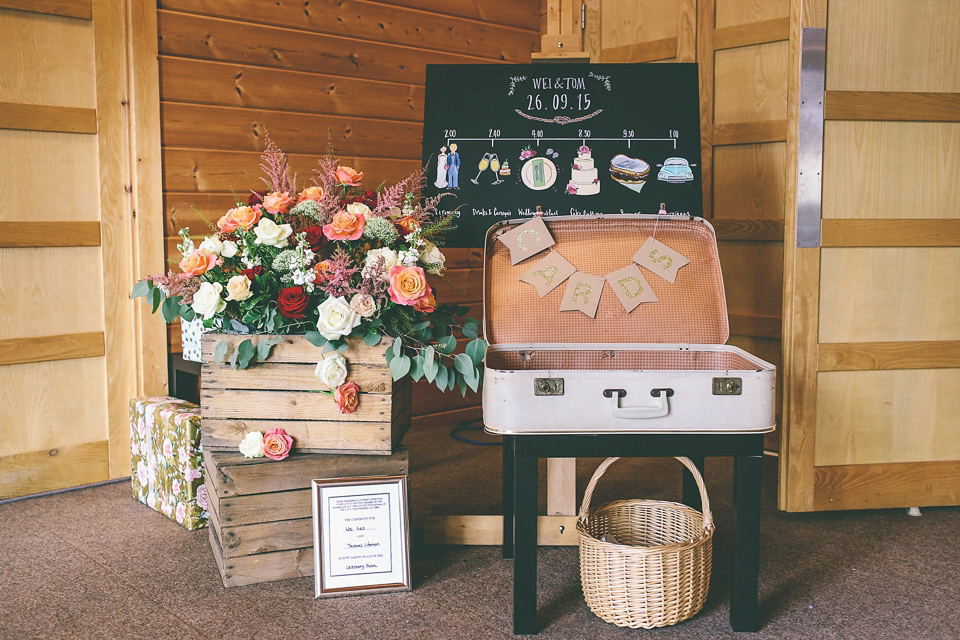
(129, 397, 208, 530)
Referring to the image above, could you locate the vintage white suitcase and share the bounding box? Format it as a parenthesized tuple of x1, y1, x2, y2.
(482, 214, 776, 435)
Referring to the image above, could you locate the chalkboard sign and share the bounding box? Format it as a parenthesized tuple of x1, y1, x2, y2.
(421, 63, 702, 247)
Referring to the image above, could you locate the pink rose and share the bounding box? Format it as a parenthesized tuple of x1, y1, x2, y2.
(335, 165, 363, 187)
(413, 292, 436, 314)
(262, 191, 295, 214)
(196, 484, 208, 510)
(178, 249, 216, 276)
(322, 210, 365, 241)
(335, 382, 360, 414)
(217, 205, 262, 233)
(388, 265, 431, 306)
(298, 186, 324, 202)
(262, 428, 294, 460)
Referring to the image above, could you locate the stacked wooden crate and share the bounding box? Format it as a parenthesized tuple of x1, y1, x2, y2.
(204, 447, 409, 587)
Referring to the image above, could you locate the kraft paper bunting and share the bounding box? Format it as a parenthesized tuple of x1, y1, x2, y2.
(558, 273, 606, 318)
(497, 217, 555, 264)
(605, 264, 658, 312)
(632, 237, 690, 283)
(519, 251, 577, 298)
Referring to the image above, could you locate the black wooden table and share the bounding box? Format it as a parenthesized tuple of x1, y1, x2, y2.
(501, 432, 765, 635)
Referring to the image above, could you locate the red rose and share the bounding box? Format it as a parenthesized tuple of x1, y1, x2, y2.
(303, 226, 326, 253)
(277, 286, 310, 319)
(248, 191, 266, 206)
(242, 266, 263, 280)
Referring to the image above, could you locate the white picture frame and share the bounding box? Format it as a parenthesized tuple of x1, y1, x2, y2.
(311, 475, 411, 598)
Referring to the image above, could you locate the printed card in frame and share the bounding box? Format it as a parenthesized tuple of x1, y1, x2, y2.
(312, 475, 411, 598)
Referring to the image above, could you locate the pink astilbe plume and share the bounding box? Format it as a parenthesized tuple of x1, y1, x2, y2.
(146, 270, 202, 305)
(310, 151, 347, 224)
(358, 256, 390, 306)
(373, 168, 426, 217)
(259, 131, 296, 195)
(319, 247, 359, 299)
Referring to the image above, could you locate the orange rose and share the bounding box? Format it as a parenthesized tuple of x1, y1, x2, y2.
(313, 260, 330, 282)
(262, 191, 295, 214)
(322, 210, 365, 241)
(335, 166, 363, 187)
(388, 265, 430, 306)
(179, 249, 217, 276)
(396, 215, 420, 234)
(262, 428, 293, 460)
(298, 186, 324, 202)
(413, 292, 436, 314)
(334, 382, 360, 414)
(217, 205, 261, 232)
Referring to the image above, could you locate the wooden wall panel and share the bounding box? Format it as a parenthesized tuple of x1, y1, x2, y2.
(717, 240, 783, 321)
(0, 8, 95, 107)
(0, 247, 104, 340)
(712, 142, 786, 220)
(0, 130, 101, 221)
(819, 248, 960, 344)
(814, 368, 960, 466)
(713, 41, 788, 125)
(600, 0, 679, 49)
(715, 0, 789, 29)
(0, 441, 108, 502)
(0, 358, 108, 457)
(826, 0, 960, 93)
(822, 121, 960, 220)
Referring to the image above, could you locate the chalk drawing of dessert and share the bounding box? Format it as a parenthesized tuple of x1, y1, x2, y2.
(566, 145, 600, 196)
(609, 154, 651, 193)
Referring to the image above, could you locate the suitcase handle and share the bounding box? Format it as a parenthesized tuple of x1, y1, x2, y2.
(605, 388, 671, 419)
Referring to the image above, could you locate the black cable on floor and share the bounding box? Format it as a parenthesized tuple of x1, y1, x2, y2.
(450, 419, 502, 446)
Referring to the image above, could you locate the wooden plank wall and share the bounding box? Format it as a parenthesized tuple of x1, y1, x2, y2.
(157, 1, 540, 429)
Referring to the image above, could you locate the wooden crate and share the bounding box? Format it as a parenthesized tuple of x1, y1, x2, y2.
(201, 333, 412, 455)
(203, 447, 409, 587)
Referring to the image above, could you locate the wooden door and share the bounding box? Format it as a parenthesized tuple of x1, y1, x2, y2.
(780, 0, 960, 511)
(0, 0, 166, 500)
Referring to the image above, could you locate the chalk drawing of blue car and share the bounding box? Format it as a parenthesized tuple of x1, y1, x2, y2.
(656, 157, 696, 183)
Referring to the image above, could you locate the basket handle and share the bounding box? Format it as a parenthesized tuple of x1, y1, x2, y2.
(577, 457, 713, 531)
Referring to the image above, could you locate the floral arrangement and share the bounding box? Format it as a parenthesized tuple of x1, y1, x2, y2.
(133, 137, 486, 420)
(238, 428, 294, 461)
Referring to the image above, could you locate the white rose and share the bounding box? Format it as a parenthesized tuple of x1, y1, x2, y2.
(419, 242, 446, 275)
(314, 353, 348, 388)
(316, 296, 361, 340)
(224, 274, 252, 301)
(238, 431, 264, 458)
(198, 236, 224, 256)
(364, 247, 399, 281)
(253, 218, 293, 248)
(346, 202, 372, 218)
(221, 240, 239, 258)
(191, 281, 226, 319)
(350, 293, 377, 318)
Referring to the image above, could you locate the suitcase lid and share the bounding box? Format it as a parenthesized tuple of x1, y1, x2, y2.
(483, 214, 729, 346)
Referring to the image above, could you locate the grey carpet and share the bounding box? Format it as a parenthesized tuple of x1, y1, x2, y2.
(1, 419, 958, 639)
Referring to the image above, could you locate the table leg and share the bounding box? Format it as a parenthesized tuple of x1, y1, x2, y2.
(731, 454, 762, 632)
(682, 455, 705, 512)
(513, 453, 539, 635)
(502, 435, 515, 558)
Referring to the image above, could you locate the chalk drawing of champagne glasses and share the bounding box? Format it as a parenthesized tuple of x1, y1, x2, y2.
(470, 153, 491, 185)
(489, 153, 503, 185)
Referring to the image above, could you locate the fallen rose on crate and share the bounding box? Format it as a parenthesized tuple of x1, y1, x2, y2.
(133, 137, 485, 449)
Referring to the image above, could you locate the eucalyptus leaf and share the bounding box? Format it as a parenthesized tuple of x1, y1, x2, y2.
(463, 323, 478, 339)
(230, 319, 251, 334)
(465, 317, 481, 326)
(229, 345, 239, 368)
(392, 337, 403, 357)
(423, 351, 438, 382)
(457, 370, 468, 396)
(131, 280, 151, 299)
(466, 367, 480, 393)
(236, 339, 255, 370)
(336, 342, 350, 354)
(437, 335, 457, 355)
(433, 364, 448, 391)
(363, 331, 382, 347)
(160, 296, 182, 323)
(465, 338, 487, 366)
(389, 354, 411, 381)
(214, 339, 229, 365)
(179, 304, 196, 322)
(148, 287, 164, 313)
(410, 354, 425, 381)
(304, 331, 328, 348)
(384, 346, 396, 365)
(454, 353, 474, 376)
(412, 321, 431, 331)
(255, 336, 282, 362)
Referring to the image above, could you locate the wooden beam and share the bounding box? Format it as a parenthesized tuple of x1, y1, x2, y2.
(713, 119, 788, 145)
(546, 459, 576, 516)
(597, 37, 677, 63)
(0, 221, 101, 247)
(0, 102, 97, 134)
(0, 332, 104, 366)
(824, 91, 960, 122)
(423, 515, 579, 546)
(712, 218, 784, 242)
(819, 340, 960, 372)
(814, 461, 960, 511)
(821, 219, 960, 247)
(729, 313, 781, 339)
(0, 441, 109, 501)
(0, 0, 92, 20)
(713, 17, 790, 51)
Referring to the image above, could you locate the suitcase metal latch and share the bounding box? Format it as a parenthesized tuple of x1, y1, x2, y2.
(534, 378, 564, 396)
(713, 377, 742, 395)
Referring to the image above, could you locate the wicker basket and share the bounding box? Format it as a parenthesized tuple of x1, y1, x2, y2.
(577, 457, 714, 629)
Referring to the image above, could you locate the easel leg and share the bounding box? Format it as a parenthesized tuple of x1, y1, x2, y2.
(682, 456, 705, 512)
(502, 435, 515, 558)
(731, 454, 762, 632)
(513, 453, 538, 635)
